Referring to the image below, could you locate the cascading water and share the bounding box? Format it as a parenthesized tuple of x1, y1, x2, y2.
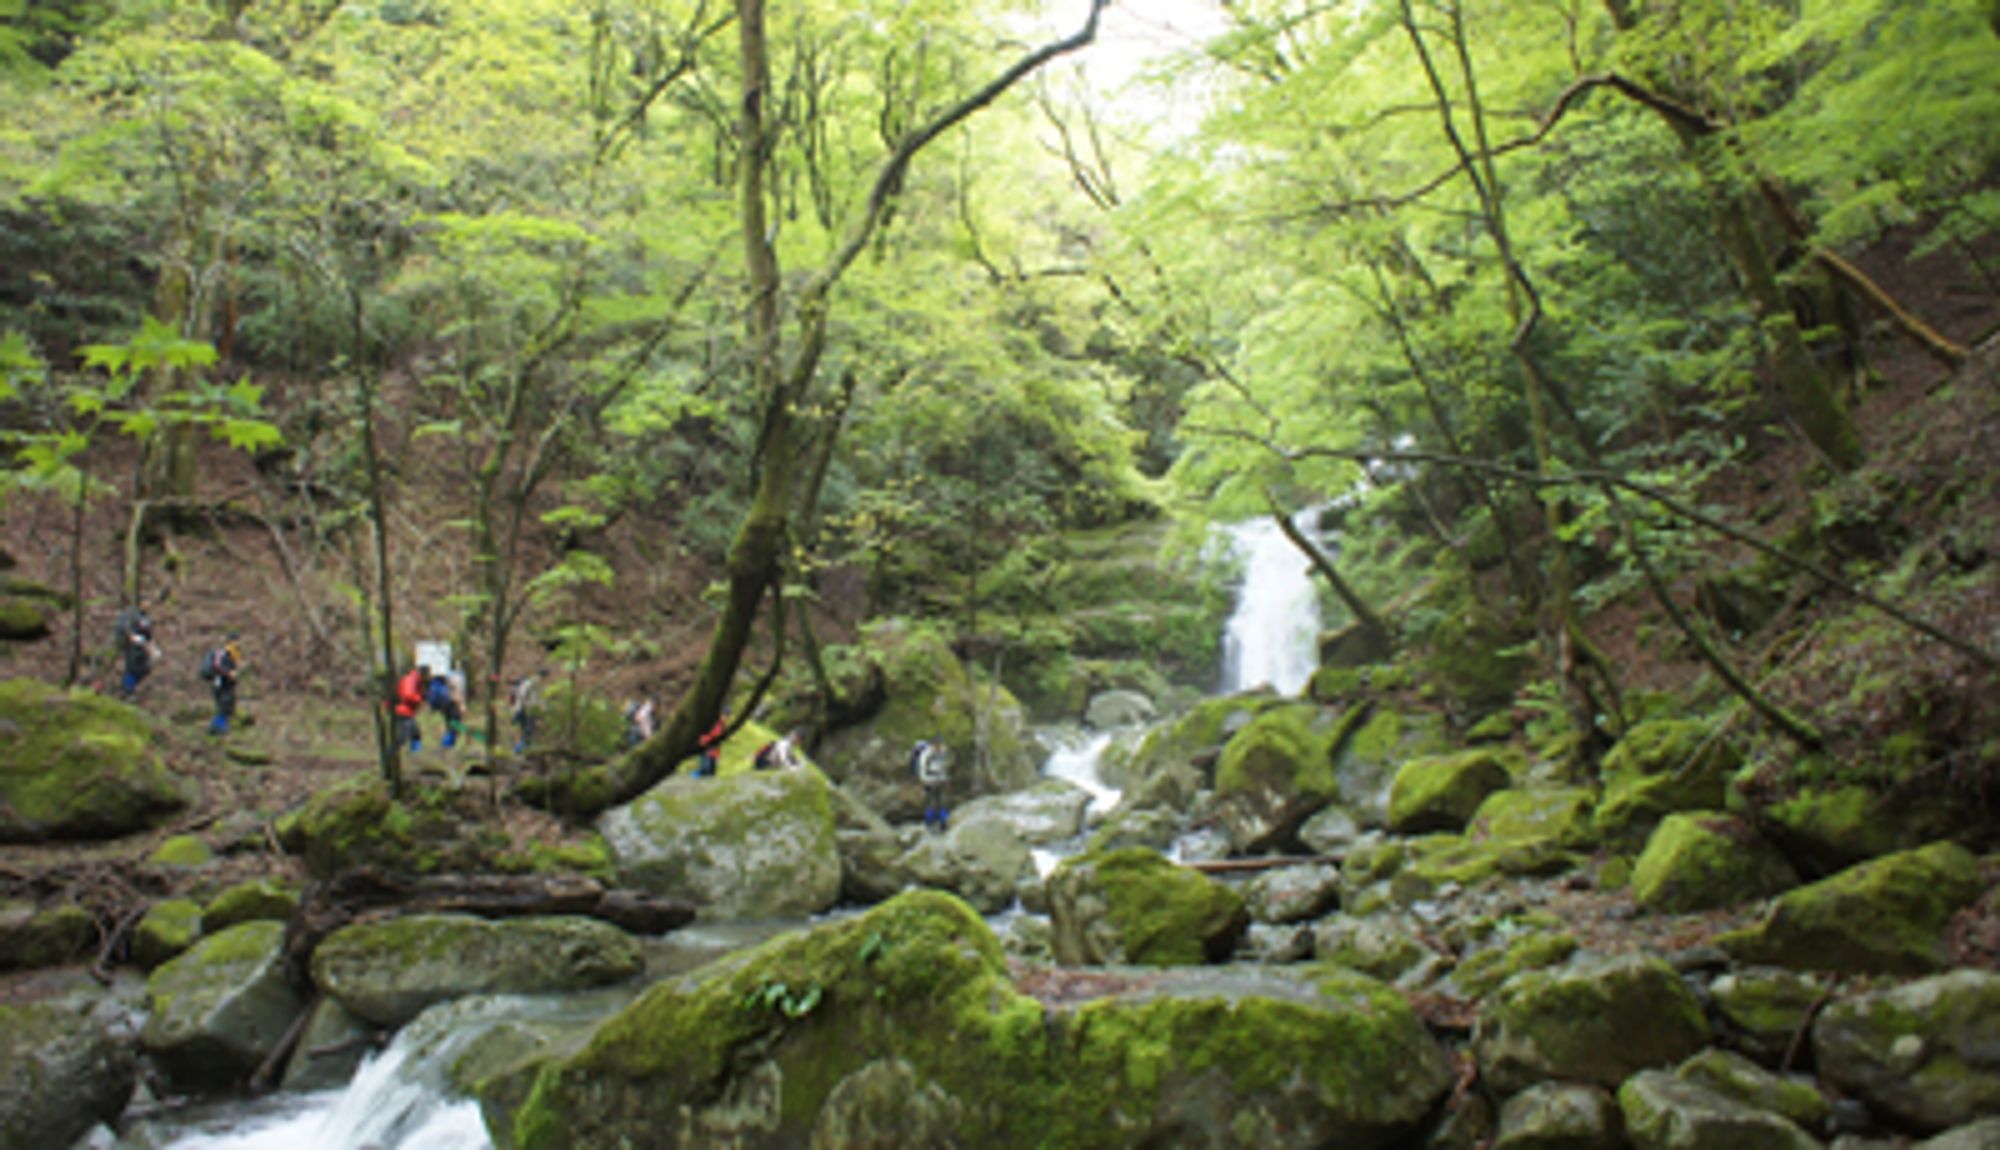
(1218, 515, 1322, 697)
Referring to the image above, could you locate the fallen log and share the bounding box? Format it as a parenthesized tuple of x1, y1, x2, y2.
(1180, 854, 1344, 875)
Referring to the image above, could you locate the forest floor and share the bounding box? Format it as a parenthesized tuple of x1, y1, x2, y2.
(4, 228, 2000, 994)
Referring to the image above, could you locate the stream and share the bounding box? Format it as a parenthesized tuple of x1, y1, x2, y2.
(130, 517, 1322, 1150)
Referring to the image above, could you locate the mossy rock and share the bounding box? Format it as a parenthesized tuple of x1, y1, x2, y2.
(1331, 705, 1451, 827)
(1105, 690, 1285, 791)
(1465, 787, 1595, 851)
(1593, 719, 1742, 849)
(1616, 1070, 1821, 1150)
(0, 597, 53, 640)
(311, 913, 643, 1029)
(1630, 813, 1799, 914)
(1708, 968, 1829, 1067)
(1311, 917, 1439, 985)
(275, 775, 450, 879)
(1475, 952, 1710, 1097)
(0, 1001, 136, 1150)
(0, 901, 93, 971)
(496, 834, 617, 883)
(149, 834, 214, 869)
(1452, 931, 1578, 1000)
(1755, 783, 1952, 878)
(142, 920, 307, 1093)
(1813, 969, 2000, 1134)
(1716, 840, 1984, 975)
(1047, 847, 1248, 967)
(0, 678, 190, 843)
(1676, 1048, 1831, 1133)
(132, 899, 203, 970)
(1421, 582, 1530, 710)
(485, 889, 1452, 1150)
(1389, 833, 1579, 905)
(1211, 702, 1360, 852)
(1386, 751, 1513, 835)
(202, 879, 298, 934)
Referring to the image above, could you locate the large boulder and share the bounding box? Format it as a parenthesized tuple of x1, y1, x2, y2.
(1245, 862, 1343, 925)
(0, 900, 93, 970)
(131, 899, 202, 970)
(275, 775, 447, 879)
(599, 766, 841, 920)
(1386, 750, 1513, 835)
(809, 622, 1041, 818)
(1716, 841, 1984, 975)
(1631, 812, 1799, 914)
(0, 1001, 135, 1150)
(1211, 701, 1358, 853)
(1592, 720, 1741, 849)
(280, 997, 375, 1092)
(310, 913, 643, 1029)
(899, 819, 1036, 915)
(1105, 691, 1285, 793)
(1474, 953, 1710, 1097)
(141, 920, 307, 1093)
(1494, 1082, 1623, 1150)
(481, 890, 1453, 1150)
(1331, 705, 1452, 827)
(1047, 847, 1248, 967)
(1755, 783, 1954, 878)
(1616, 1070, 1822, 1150)
(954, 780, 1092, 846)
(0, 679, 189, 843)
(1465, 786, 1596, 852)
(1676, 1048, 1830, 1134)
(1813, 970, 2000, 1134)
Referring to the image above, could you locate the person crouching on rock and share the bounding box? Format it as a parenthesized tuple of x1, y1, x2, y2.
(754, 731, 801, 771)
(695, 706, 730, 777)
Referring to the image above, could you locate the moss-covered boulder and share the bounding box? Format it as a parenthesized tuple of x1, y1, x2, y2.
(482, 890, 1452, 1150)
(1331, 705, 1451, 828)
(1592, 719, 1742, 849)
(1451, 930, 1578, 1001)
(810, 622, 1041, 819)
(275, 775, 437, 879)
(1813, 970, 2000, 1134)
(148, 834, 213, 869)
(142, 920, 306, 1093)
(0, 595, 53, 640)
(1389, 832, 1579, 906)
(0, 1001, 135, 1150)
(0, 900, 93, 970)
(1709, 968, 1831, 1067)
(1474, 952, 1710, 1097)
(1716, 841, 1983, 975)
(1312, 917, 1441, 985)
(1421, 573, 1530, 710)
(0, 678, 189, 843)
(598, 765, 840, 921)
(1465, 787, 1596, 851)
(1086, 805, 1184, 854)
(132, 898, 203, 970)
(1494, 1082, 1622, 1150)
(310, 913, 643, 1029)
(954, 780, 1092, 847)
(1616, 1070, 1821, 1150)
(1755, 783, 1947, 878)
(1631, 812, 1799, 914)
(1047, 847, 1248, 967)
(1676, 1048, 1830, 1134)
(1212, 701, 1362, 853)
(1387, 751, 1513, 835)
(1105, 690, 1285, 792)
(202, 879, 298, 934)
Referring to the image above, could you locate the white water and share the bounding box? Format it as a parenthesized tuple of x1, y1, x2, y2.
(1040, 728, 1120, 815)
(1218, 516, 1322, 697)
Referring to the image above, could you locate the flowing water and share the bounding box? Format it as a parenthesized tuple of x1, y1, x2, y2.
(1218, 515, 1323, 697)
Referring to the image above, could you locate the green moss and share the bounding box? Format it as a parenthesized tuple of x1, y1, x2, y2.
(1075, 847, 1248, 966)
(1594, 719, 1744, 848)
(0, 678, 187, 842)
(1386, 750, 1512, 834)
(150, 835, 214, 868)
(133, 898, 203, 968)
(1717, 840, 1983, 974)
(1466, 787, 1595, 849)
(1631, 813, 1797, 914)
(1453, 931, 1578, 999)
(202, 880, 297, 933)
(1215, 703, 1344, 802)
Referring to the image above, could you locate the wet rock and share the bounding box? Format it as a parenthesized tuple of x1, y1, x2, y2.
(1475, 952, 1709, 1097)
(954, 780, 1091, 847)
(141, 921, 306, 1093)
(202, 879, 298, 934)
(1048, 847, 1247, 967)
(130, 899, 202, 971)
(279, 997, 374, 1092)
(1677, 1048, 1830, 1133)
(1617, 1069, 1822, 1150)
(898, 819, 1035, 915)
(1813, 969, 2000, 1133)
(0, 901, 93, 971)
(311, 913, 642, 1028)
(1313, 916, 1440, 985)
(1710, 967, 1831, 1067)
(1084, 689, 1156, 730)
(1087, 805, 1184, 853)
(1494, 1081, 1623, 1150)
(1717, 841, 1983, 975)
(0, 1001, 134, 1150)
(1631, 812, 1799, 914)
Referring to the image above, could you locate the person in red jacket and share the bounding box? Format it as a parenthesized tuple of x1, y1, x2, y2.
(394, 663, 431, 753)
(695, 706, 730, 777)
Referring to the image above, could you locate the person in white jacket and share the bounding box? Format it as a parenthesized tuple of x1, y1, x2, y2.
(912, 738, 949, 832)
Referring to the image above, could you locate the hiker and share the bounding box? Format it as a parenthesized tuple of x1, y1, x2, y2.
(394, 663, 431, 753)
(753, 731, 801, 771)
(509, 670, 542, 754)
(427, 668, 466, 749)
(912, 737, 948, 831)
(695, 706, 730, 777)
(115, 596, 159, 699)
(624, 696, 656, 749)
(203, 633, 243, 736)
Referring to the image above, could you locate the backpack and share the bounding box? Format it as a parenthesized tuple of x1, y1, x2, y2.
(197, 648, 221, 682)
(908, 741, 928, 779)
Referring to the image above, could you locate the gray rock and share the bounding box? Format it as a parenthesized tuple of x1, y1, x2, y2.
(0, 1002, 134, 1150)
(1710, 967, 1829, 1067)
(1475, 952, 1710, 1097)
(1085, 689, 1156, 730)
(1718, 841, 1982, 976)
(836, 826, 910, 905)
(1814, 969, 2000, 1134)
(141, 921, 306, 1093)
(954, 780, 1091, 846)
(1298, 803, 1363, 855)
(1918, 1118, 2000, 1150)
(1495, 1082, 1623, 1150)
(0, 679, 189, 843)
(600, 766, 841, 920)
(310, 914, 642, 1029)
(1387, 751, 1513, 835)
(1241, 922, 1315, 963)
(1617, 1069, 1823, 1150)
(279, 997, 375, 1092)
(1245, 862, 1342, 924)
(1087, 805, 1184, 853)
(0, 901, 93, 971)
(898, 819, 1035, 915)
(1314, 916, 1439, 985)
(1677, 1048, 1830, 1134)
(1048, 847, 1247, 967)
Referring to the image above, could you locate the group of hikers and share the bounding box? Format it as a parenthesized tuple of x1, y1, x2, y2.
(112, 596, 950, 828)
(113, 595, 241, 736)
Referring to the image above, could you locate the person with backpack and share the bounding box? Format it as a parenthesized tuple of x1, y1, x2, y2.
(394, 663, 431, 753)
(753, 731, 800, 771)
(623, 696, 656, 749)
(115, 596, 159, 700)
(203, 634, 243, 736)
(509, 669, 543, 754)
(912, 737, 949, 832)
(694, 706, 730, 777)
(427, 668, 465, 749)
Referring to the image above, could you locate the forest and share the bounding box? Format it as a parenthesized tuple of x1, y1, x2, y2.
(2, 1, 1998, 1148)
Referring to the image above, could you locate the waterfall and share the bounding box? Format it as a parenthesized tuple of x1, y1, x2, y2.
(1041, 728, 1120, 815)
(1219, 515, 1322, 696)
